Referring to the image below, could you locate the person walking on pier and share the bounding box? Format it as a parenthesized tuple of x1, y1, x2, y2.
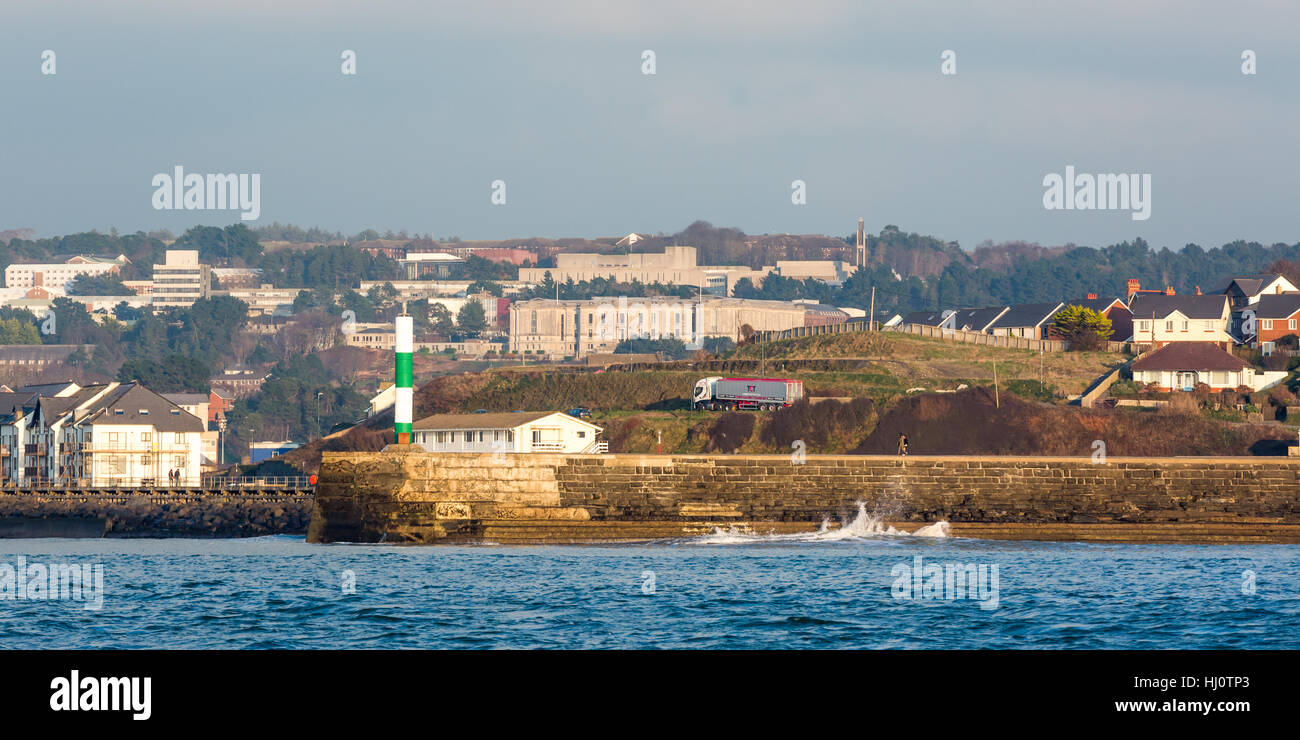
(897, 433, 909, 456)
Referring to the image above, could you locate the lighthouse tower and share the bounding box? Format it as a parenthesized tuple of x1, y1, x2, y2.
(394, 314, 413, 444)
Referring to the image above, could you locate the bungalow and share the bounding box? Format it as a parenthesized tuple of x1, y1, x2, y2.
(1213, 273, 1299, 310)
(1127, 293, 1232, 348)
(412, 411, 605, 454)
(1240, 293, 1300, 349)
(900, 309, 955, 330)
(987, 302, 1064, 339)
(948, 306, 1009, 333)
(1130, 342, 1286, 392)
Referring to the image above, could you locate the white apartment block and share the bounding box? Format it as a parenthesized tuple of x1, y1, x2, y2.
(4, 255, 128, 291)
(508, 296, 807, 357)
(0, 381, 205, 486)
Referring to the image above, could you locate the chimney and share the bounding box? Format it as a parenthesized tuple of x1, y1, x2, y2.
(1126, 278, 1140, 298)
(1086, 293, 1097, 300)
(1165, 286, 1175, 295)
(1195, 286, 1202, 295)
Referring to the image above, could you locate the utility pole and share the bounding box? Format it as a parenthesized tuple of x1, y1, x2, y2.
(869, 286, 876, 331)
(993, 359, 1000, 409)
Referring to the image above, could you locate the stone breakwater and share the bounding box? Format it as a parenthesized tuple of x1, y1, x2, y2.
(0, 493, 314, 537)
(307, 449, 1300, 545)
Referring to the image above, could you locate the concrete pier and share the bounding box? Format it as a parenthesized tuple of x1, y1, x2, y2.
(307, 449, 1300, 545)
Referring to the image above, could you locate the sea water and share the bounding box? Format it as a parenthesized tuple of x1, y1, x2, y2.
(1, 509, 1296, 649)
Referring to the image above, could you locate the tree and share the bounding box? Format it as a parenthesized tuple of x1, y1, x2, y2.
(1052, 305, 1113, 351)
(614, 336, 689, 360)
(0, 317, 41, 344)
(117, 353, 210, 392)
(67, 273, 133, 296)
(457, 300, 488, 336)
(429, 304, 455, 336)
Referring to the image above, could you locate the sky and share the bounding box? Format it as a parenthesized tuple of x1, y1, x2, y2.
(3, 1, 1299, 251)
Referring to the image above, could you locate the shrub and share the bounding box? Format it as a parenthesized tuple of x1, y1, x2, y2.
(706, 412, 755, 452)
(760, 397, 875, 449)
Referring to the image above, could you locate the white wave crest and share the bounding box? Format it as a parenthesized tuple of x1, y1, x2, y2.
(691, 502, 949, 544)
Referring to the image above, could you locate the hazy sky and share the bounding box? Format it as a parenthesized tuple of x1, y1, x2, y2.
(3, 1, 1299, 251)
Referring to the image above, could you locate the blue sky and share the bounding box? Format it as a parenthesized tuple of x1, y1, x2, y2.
(3, 1, 1299, 250)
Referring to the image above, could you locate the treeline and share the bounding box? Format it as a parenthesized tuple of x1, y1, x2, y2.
(738, 237, 1300, 315)
(520, 273, 695, 300)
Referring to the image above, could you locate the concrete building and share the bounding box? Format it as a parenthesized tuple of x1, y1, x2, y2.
(4, 255, 127, 292)
(0, 345, 95, 368)
(412, 411, 605, 454)
(508, 296, 807, 357)
(151, 250, 211, 311)
(218, 284, 302, 317)
(211, 267, 265, 289)
(209, 367, 270, 398)
(397, 252, 464, 279)
(518, 246, 770, 296)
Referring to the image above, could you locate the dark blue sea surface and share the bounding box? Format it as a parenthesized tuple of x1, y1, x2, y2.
(1, 532, 1297, 649)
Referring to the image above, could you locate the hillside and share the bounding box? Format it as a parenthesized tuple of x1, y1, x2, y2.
(726, 330, 1122, 395)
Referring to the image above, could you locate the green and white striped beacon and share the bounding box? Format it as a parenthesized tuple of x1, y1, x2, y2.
(394, 314, 414, 444)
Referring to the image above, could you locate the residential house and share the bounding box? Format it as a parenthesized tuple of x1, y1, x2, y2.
(900, 309, 956, 330)
(1127, 293, 1233, 348)
(949, 306, 1009, 333)
(1130, 342, 1286, 392)
(412, 411, 605, 454)
(987, 302, 1065, 339)
(209, 367, 270, 398)
(1213, 273, 1299, 310)
(1239, 294, 1300, 349)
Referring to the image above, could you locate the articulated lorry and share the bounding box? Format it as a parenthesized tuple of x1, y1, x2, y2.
(692, 376, 804, 411)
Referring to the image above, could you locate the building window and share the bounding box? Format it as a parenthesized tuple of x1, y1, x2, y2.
(1262, 319, 1273, 330)
(1181, 321, 1188, 332)
(174, 433, 183, 444)
(1165, 321, 1173, 332)
(141, 432, 152, 442)
(435, 431, 445, 443)
(506, 431, 514, 442)
(173, 456, 185, 468)
(1290, 319, 1297, 331)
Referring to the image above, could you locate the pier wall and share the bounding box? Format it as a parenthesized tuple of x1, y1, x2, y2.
(308, 449, 1300, 544)
(0, 492, 314, 537)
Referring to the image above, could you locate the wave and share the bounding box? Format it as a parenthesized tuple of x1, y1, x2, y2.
(691, 502, 949, 544)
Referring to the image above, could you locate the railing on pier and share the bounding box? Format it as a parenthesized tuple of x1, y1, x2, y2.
(0, 476, 314, 491)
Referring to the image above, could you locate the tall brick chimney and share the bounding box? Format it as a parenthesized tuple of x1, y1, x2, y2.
(1126, 278, 1140, 299)
(1195, 286, 1202, 295)
(1086, 293, 1098, 300)
(1165, 286, 1175, 295)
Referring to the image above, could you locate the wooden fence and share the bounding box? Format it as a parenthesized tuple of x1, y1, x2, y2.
(757, 320, 1133, 354)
